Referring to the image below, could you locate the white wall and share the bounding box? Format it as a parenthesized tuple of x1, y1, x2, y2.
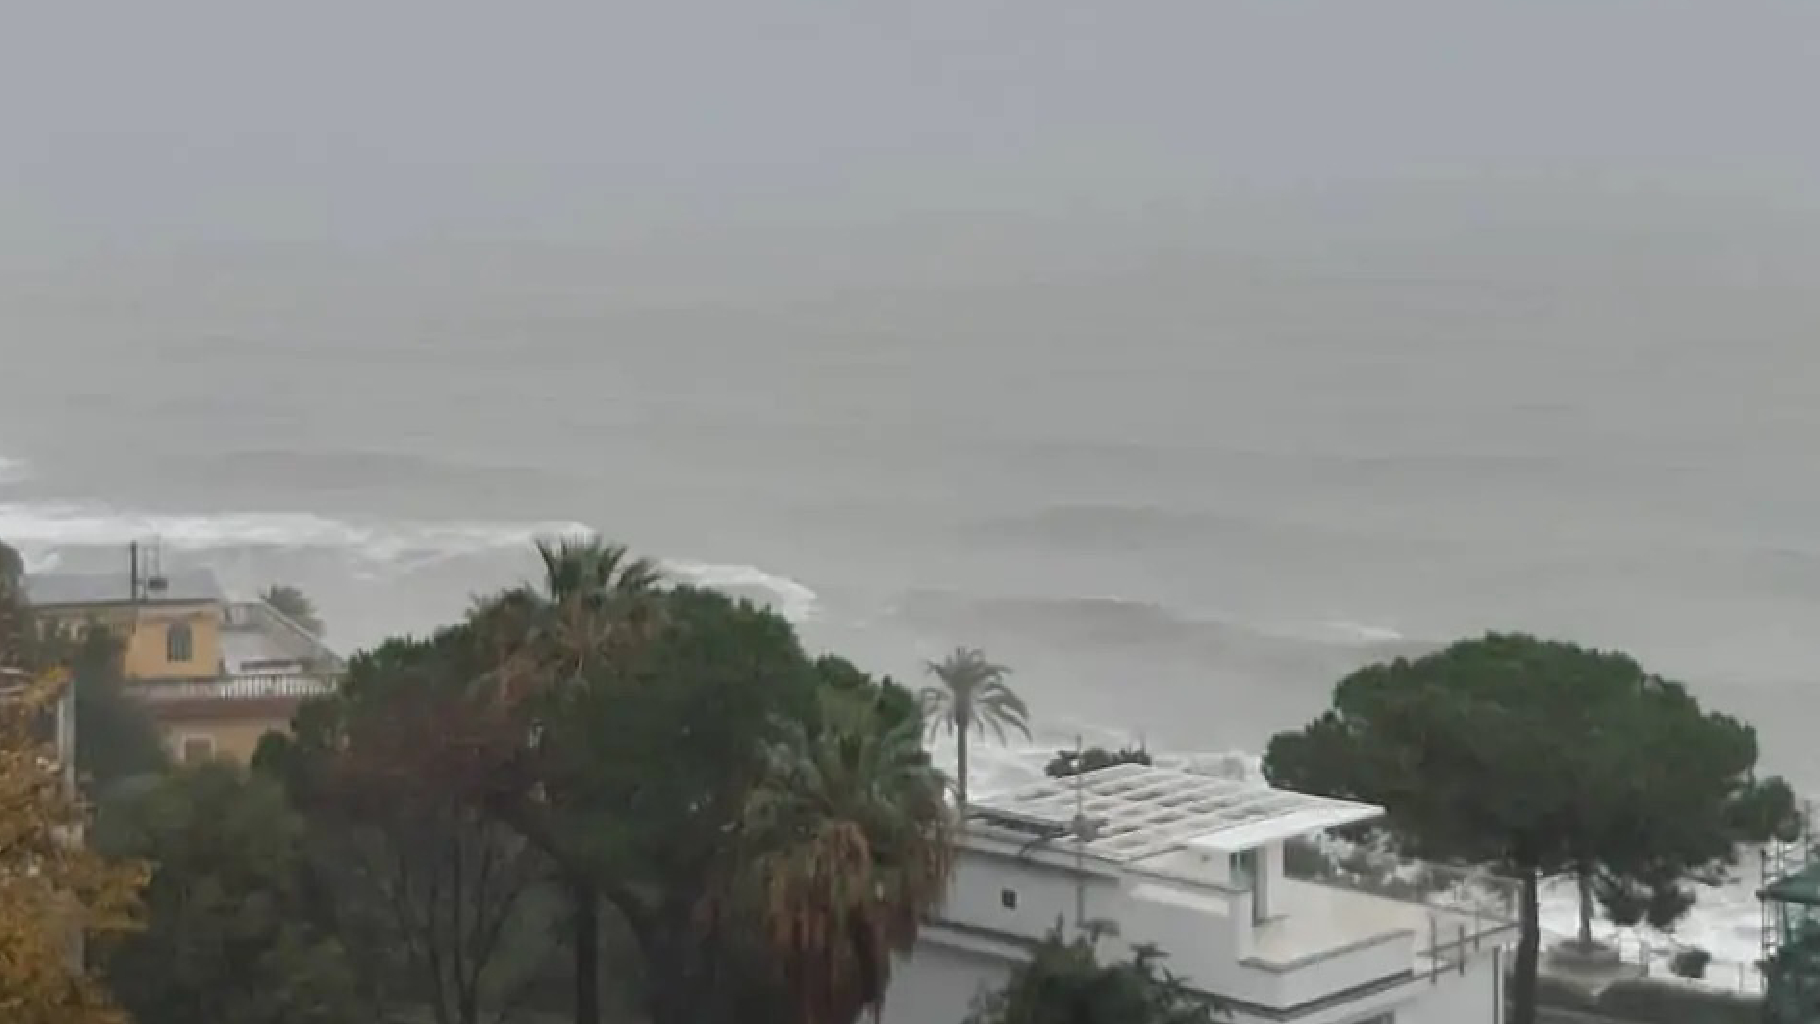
(931, 839, 1503, 1024)
(1264, 931, 1419, 1010)
(1258, 841, 1284, 918)
(879, 937, 1016, 1024)
(1120, 883, 1252, 996)
(1140, 844, 1236, 886)
(1394, 951, 1500, 1024)
(943, 847, 1120, 938)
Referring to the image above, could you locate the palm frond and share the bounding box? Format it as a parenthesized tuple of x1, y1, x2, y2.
(710, 688, 954, 1024)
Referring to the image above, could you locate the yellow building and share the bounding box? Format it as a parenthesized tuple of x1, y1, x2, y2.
(29, 569, 227, 681)
(24, 566, 340, 764)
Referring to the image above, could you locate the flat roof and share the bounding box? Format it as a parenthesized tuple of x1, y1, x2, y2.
(971, 763, 1382, 863)
(24, 569, 225, 608)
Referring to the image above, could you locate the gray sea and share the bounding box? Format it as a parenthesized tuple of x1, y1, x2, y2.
(4, 197, 1818, 805)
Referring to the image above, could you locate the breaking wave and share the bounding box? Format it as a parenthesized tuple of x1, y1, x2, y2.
(663, 559, 820, 623)
(0, 496, 821, 624)
(0, 498, 591, 566)
(895, 589, 1416, 661)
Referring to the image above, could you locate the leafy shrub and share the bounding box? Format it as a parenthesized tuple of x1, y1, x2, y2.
(1670, 946, 1713, 980)
(1045, 746, 1153, 778)
(966, 926, 1226, 1024)
(1282, 837, 1337, 880)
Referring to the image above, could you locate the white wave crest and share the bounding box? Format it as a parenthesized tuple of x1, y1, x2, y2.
(0, 499, 590, 566)
(662, 559, 819, 623)
(1320, 619, 1407, 644)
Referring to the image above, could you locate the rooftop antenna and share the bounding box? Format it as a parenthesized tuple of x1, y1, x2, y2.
(142, 539, 168, 596)
(1067, 733, 1104, 932)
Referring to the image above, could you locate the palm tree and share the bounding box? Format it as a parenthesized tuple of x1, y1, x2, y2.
(716, 688, 955, 1024)
(920, 647, 1029, 810)
(478, 535, 665, 1024)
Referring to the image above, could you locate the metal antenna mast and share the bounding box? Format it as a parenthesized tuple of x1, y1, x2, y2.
(1068, 733, 1104, 931)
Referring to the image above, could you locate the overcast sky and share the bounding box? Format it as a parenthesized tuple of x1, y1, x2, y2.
(4, 1, 1819, 269)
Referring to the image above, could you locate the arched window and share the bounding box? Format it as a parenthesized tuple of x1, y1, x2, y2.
(166, 621, 193, 663)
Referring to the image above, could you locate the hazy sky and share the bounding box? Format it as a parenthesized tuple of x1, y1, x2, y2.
(5, 2, 1820, 262)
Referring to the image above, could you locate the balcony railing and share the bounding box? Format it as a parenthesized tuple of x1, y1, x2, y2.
(1283, 838, 1520, 974)
(127, 673, 338, 702)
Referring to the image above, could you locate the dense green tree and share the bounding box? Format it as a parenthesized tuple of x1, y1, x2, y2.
(709, 687, 953, 1024)
(475, 536, 664, 1024)
(259, 626, 552, 1024)
(1046, 745, 1153, 778)
(260, 584, 324, 638)
(53, 626, 169, 794)
(93, 763, 358, 1024)
(505, 585, 821, 1024)
(0, 539, 21, 581)
(0, 539, 30, 670)
(257, 535, 949, 1024)
(921, 647, 1029, 809)
(1263, 633, 1796, 1024)
(965, 926, 1225, 1024)
(815, 653, 920, 732)
(0, 549, 168, 792)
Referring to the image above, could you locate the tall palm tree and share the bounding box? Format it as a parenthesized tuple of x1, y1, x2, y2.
(920, 647, 1029, 810)
(478, 535, 665, 1024)
(716, 688, 955, 1024)
(526, 536, 664, 678)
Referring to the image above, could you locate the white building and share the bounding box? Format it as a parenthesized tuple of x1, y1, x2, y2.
(884, 764, 1517, 1024)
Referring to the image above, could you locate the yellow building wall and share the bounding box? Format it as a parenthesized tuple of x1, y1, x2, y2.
(121, 604, 223, 680)
(161, 715, 287, 765)
(41, 603, 224, 681)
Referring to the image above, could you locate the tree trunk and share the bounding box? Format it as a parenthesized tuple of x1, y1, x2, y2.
(1576, 865, 1595, 949)
(573, 877, 599, 1024)
(956, 730, 970, 812)
(1510, 868, 1541, 1024)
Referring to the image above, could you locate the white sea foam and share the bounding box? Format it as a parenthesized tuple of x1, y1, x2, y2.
(1538, 872, 1768, 988)
(0, 500, 824, 624)
(1320, 620, 1407, 644)
(0, 499, 591, 567)
(662, 559, 820, 623)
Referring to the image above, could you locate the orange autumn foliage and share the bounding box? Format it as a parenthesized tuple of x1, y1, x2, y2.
(0, 668, 146, 1024)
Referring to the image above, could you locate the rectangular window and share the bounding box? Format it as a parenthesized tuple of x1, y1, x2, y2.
(180, 735, 215, 764)
(1000, 888, 1018, 910)
(166, 622, 194, 663)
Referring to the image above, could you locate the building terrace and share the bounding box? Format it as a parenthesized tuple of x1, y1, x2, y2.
(887, 763, 1519, 1024)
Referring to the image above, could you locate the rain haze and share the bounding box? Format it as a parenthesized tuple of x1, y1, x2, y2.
(5, 0, 1820, 787)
